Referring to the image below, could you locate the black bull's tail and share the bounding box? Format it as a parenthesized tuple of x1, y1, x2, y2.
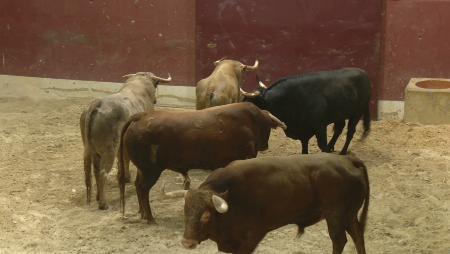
(118, 113, 144, 216)
(361, 105, 371, 140)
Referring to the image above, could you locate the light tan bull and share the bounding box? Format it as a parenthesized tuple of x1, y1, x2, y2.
(196, 58, 259, 110)
(80, 72, 171, 210)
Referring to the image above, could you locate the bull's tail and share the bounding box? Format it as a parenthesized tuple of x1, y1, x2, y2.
(118, 113, 142, 216)
(361, 105, 371, 140)
(359, 161, 370, 232)
(348, 154, 370, 232)
(81, 99, 101, 205)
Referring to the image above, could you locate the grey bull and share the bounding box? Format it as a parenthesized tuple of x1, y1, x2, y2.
(196, 58, 259, 110)
(80, 72, 171, 209)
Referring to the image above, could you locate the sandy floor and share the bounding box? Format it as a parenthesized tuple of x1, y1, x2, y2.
(0, 94, 449, 254)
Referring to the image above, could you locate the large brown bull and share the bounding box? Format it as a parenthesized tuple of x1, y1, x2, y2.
(118, 102, 286, 224)
(165, 153, 370, 254)
(196, 58, 259, 110)
(80, 72, 171, 210)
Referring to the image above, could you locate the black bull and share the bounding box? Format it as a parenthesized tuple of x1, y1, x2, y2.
(242, 67, 372, 155)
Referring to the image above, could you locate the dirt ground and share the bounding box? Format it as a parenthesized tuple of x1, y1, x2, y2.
(0, 91, 449, 253)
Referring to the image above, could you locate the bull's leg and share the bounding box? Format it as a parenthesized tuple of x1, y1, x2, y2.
(328, 121, 345, 152)
(96, 154, 114, 210)
(326, 216, 348, 254)
(135, 171, 144, 217)
(315, 125, 330, 153)
(135, 166, 162, 224)
(346, 217, 366, 254)
(300, 139, 309, 154)
(83, 149, 92, 205)
(182, 173, 191, 190)
(92, 154, 103, 204)
(340, 117, 359, 155)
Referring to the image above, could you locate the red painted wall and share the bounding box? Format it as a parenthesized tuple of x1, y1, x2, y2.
(196, 0, 383, 115)
(381, 0, 450, 100)
(0, 0, 195, 85)
(3, 1, 449, 105)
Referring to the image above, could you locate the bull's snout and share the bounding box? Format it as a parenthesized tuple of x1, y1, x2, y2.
(181, 238, 198, 249)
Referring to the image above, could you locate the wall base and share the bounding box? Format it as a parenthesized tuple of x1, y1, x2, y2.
(378, 100, 404, 120)
(0, 74, 196, 109)
(1, 75, 411, 120)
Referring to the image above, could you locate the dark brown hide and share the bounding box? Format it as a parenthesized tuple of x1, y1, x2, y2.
(182, 153, 370, 254)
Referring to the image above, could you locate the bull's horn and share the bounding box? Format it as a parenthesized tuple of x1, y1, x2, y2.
(268, 112, 287, 130)
(212, 194, 228, 213)
(243, 60, 259, 71)
(152, 73, 172, 83)
(240, 87, 260, 97)
(161, 182, 187, 198)
(258, 80, 268, 89)
(122, 73, 136, 78)
(214, 57, 226, 65)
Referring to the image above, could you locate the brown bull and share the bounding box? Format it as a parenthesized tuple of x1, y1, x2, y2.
(196, 58, 259, 110)
(118, 102, 286, 224)
(80, 72, 171, 209)
(165, 153, 370, 254)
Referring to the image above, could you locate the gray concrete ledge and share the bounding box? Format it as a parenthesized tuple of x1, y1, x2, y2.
(0, 74, 196, 108)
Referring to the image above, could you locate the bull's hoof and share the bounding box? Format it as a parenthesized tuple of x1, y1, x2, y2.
(339, 150, 348, 155)
(98, 203, 109, 210)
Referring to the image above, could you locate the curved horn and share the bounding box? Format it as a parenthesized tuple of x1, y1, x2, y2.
(240, 87, 260, 98)
(214, 57, 226, 65)
(122, 73, 136, 78)
(268, 112, 287, 130)
(243, 60, 259, 71)
(212, 194, 228, 213)
(258, 80, 268, 89)
(151, 73, 172, 83)
(161, 182, 187, 199)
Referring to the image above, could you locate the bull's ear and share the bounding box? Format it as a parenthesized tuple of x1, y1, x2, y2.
(211, 192, 229, 214)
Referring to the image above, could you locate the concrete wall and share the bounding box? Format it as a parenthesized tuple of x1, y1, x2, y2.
(379, 0, 450, 119)
(1, 1, 450, 119)
(0, 0, 196, 85)
(196, 0, 383, 117)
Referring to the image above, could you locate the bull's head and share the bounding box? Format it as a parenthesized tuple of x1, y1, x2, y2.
(122, 72, 172, 87)
(213, 58, 259, 72)
(122, 72, 172, 104)
(213, 58, 259, 87)
(241, 76, 269, 109)
(161, 185, 228, 250)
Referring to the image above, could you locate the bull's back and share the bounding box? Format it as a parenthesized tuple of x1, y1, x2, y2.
(134, 103, 260, 169)
(204, 154, 366, 227)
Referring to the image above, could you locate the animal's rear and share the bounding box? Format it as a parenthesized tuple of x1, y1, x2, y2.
(347, 154, 370, 232)
(80, 99, 101, 205)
